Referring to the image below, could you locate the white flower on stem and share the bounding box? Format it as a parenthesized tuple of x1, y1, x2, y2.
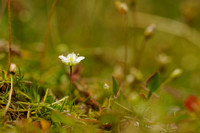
(59, 52, 85, 66)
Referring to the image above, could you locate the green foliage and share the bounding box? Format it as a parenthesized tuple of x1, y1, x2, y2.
(1, 71, 5, 80)
(51, 111, 86, 131)
(112, 76, 119, 96)
(51, 111, 76, 126)
(146, 71, 161, 99)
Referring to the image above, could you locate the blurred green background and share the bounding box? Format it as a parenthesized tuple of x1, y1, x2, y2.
(1, 0, 200, 93)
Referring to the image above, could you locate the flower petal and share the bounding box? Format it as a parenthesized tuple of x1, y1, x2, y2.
(59, 53, 85, 66)
(58, 55, 67, 60)
(59, 55, 70, 64)
(72, 52, 77, 60)
(76, 56, 85, 62)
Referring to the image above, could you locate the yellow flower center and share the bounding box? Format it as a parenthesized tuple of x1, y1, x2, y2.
(69, 57, 73, 63)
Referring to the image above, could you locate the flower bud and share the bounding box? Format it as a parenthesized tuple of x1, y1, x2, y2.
(157, 54, 171, 65)
(170, 68, 183, 79)
(104, 83, 110, 90)
(144, 24, 156, 39)
(10, 63, 17, 75)
(130, 67, 143, 81)
(126, 74, 135, 83)
(115, 1, 129, 14)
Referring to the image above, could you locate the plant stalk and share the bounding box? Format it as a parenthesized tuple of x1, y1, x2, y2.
(135, 38, 148, 68)
(4, 74, 13, 115)
(7, 0, 12, 73)
(123, 14, 128, 77)
(69, 66, 72, 101)
(40, 0, 58, 67)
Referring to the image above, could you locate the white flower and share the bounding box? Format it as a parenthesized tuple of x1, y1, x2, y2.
(59, 52, 85, 66)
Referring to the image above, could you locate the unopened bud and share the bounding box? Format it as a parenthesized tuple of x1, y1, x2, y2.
(134, 121, 140, 127)
(144, 24, 156, 39)
(115, 1, 129, 14)
(170, 68, 183, 79)
(130, 67, 143, 81)
(10, 63, 17, 75)
(104, 83, 110, 90)
(126, 74, 135, 83)
(157, 54, 171, 65)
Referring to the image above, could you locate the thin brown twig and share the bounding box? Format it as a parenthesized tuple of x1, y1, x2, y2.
(73, 82, 101, 110)
(40, 0, 58, 67)
(7, 0, 12, 73)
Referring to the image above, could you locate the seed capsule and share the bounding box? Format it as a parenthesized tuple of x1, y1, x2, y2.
(115, 1, 129, 14)
(10, 63, 17, 75)
(170, 68, 183, 79)
(144, 24, 156, 39)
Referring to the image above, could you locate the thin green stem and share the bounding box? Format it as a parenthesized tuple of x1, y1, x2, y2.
(135, 38, 148, 69)
(40, 0, 58, 67)
(4, 74, 13, 115)
(114, 101, 133, 113)
(16, 96, 68, 106)
(160, 77, 172, 88)
(42, 88, 49, 103)
(69, 66, 72, 102)
(132, 6, 138, 54)
(123, 14, 128, 77)
(52, 96, 68, 105)
(27, 107, 30, 119)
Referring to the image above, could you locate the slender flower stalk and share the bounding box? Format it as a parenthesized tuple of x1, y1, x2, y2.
(4, 63, 17, 115)
(135, 24, 156, 68)
(4, 74, 13, 114)
(40, 0, 58, 67)
(115, 1, 129, 77)
(135, 38, 148, 68)
(160, 68, 183, 88)
(59, 52, 85, 101)
(123, 14, 128, 76)
(69, 66, 72, 101)
(7, 0, 12, 73)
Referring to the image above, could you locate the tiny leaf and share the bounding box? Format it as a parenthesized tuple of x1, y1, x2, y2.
(112, 76, 119, 96)
(51, 111, 76, 126)
(146, 71, 161, 99)
(51, 111, 85, 128)
(1, 70, 5, 80)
